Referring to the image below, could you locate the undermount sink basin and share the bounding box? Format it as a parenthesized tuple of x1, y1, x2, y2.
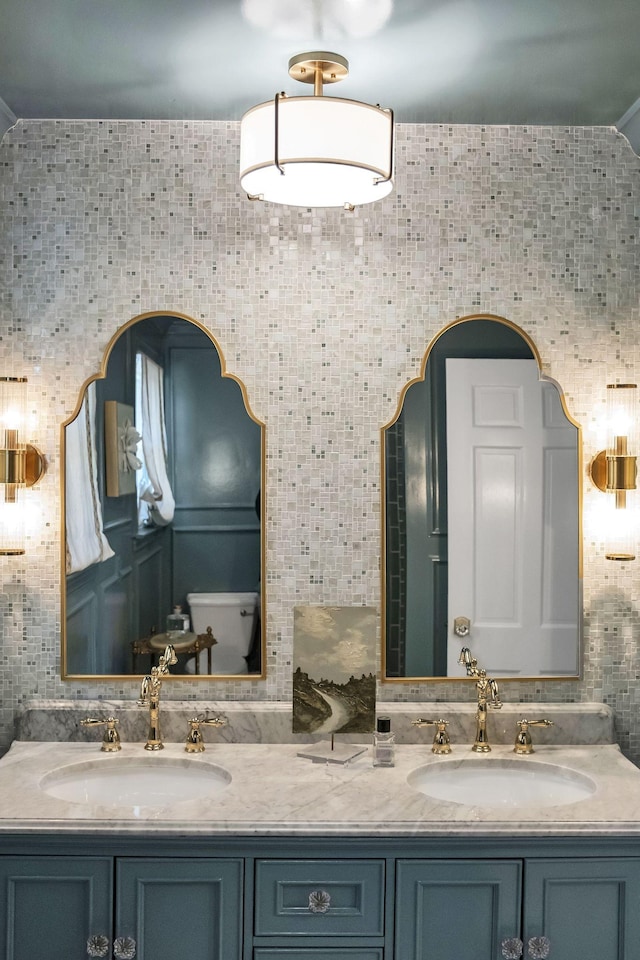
(407, 758, 597, 809)
(40, 756, 231, 809)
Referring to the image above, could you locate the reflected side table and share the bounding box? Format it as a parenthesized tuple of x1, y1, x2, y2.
(131, 627, 217, 674)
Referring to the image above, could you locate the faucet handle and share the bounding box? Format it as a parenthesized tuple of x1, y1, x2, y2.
(185, 714, 228, 753)
(80, 716, 121, 752)
(412, 718, 452, 754)
(514, 718, 554, 755)
(159, 643, 178, 668)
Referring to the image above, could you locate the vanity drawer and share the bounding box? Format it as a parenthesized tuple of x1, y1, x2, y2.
(254, 951, 383, 960)
(254, 859, 385, 937)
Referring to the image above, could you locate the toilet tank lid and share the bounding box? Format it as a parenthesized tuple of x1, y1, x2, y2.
(187, 592, 258, 606)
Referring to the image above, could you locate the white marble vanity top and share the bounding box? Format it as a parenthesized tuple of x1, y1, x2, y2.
(2, 740, 640, 837)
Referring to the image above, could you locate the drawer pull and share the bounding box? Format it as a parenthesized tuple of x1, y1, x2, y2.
(501, 938, 523, 958)
(113, 936, 137, 959)
(308, 889, 332, 913)
(86, 935, 110, 958)
(527, 936, 551, 958)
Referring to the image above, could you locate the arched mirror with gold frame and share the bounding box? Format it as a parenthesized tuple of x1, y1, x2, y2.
(62, 311, 265, 681)
(382, 314, 582, 682)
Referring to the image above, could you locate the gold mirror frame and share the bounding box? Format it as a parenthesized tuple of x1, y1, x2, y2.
(381, 313, 583, 684)
(61, 310, 266, 682)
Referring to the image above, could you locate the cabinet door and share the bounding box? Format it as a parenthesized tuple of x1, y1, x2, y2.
(525, 858, 640, 960)
(0, 856, 113, 960)
(396, 859, 521, 960)
(116, 857, 243, 960)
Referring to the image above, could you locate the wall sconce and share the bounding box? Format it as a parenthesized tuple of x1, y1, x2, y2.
(0, 377, 45, 555)
(589, 383, 638, 560)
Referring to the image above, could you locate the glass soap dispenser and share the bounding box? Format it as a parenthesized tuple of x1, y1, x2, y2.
(373, 716, 396, 767)
(166, 604, 190, 637)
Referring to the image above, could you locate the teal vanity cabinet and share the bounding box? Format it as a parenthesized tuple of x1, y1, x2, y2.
(396, 856, 640, 960)
(2, 836, 640, 960)
(0, 854, 243, 960)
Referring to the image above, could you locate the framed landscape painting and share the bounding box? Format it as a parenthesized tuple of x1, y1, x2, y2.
(293, 605, 377, 735)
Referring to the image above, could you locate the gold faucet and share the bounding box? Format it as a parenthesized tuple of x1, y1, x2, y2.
(412, 718, 452, 755)
(80, 716, 121, 752)
(514, 718, 554, 754)
(458, 646, 502, 753)
(185, 715, 228, 753)
(138, 643, 177, 750)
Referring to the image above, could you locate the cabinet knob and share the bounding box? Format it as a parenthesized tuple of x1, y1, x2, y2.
(113, 936, 137, 959)
(500, 934, 550, 958)
(527, 936, 551, 958)
(308, 889, 331, 913)
(501, 937, 523, 958)
(86, 935, 110, 958)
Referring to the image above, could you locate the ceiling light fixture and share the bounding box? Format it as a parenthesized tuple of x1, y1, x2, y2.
(239, 51, 394, 209)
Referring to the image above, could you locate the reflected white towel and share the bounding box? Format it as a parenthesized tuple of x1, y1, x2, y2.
(65, 382, 115, 574)
(137, 353, 175, 526)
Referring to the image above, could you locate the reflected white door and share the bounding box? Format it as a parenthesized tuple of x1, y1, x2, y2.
(446, 358, 579, 677)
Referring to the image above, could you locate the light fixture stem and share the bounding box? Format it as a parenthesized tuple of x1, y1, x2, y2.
(314, 64, 323, 97)
(274, 92, 285, 176)
(374, 107, 395, 186)
(615, 435, 629, 457)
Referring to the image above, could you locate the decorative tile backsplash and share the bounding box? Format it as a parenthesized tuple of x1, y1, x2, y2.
(1, 120, 639, 759)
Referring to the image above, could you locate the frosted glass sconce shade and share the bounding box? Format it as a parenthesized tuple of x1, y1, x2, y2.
(590, 382, 638, 560)
(0, 377, 45, 555)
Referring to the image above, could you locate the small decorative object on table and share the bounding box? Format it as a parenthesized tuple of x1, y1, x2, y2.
(166, 604, 189, 636)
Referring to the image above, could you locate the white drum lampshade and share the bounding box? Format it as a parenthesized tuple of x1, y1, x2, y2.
(240, 52, 394, 209)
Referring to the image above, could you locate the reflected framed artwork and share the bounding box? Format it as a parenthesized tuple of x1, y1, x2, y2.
(104, 400, 140, 497)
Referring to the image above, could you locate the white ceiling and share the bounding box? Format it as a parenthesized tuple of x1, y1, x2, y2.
(1, 0, 640, 145)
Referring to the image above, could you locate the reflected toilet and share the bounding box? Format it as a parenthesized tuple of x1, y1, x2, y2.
(186, 592, 258, 675)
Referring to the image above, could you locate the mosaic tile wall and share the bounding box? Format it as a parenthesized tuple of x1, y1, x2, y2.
(1, 120, 640, 759)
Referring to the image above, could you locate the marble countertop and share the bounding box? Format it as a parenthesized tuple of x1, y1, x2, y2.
(1, 739, 640, 837)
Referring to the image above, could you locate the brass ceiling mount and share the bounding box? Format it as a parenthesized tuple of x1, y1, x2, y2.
(288, 52, 349, 91)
